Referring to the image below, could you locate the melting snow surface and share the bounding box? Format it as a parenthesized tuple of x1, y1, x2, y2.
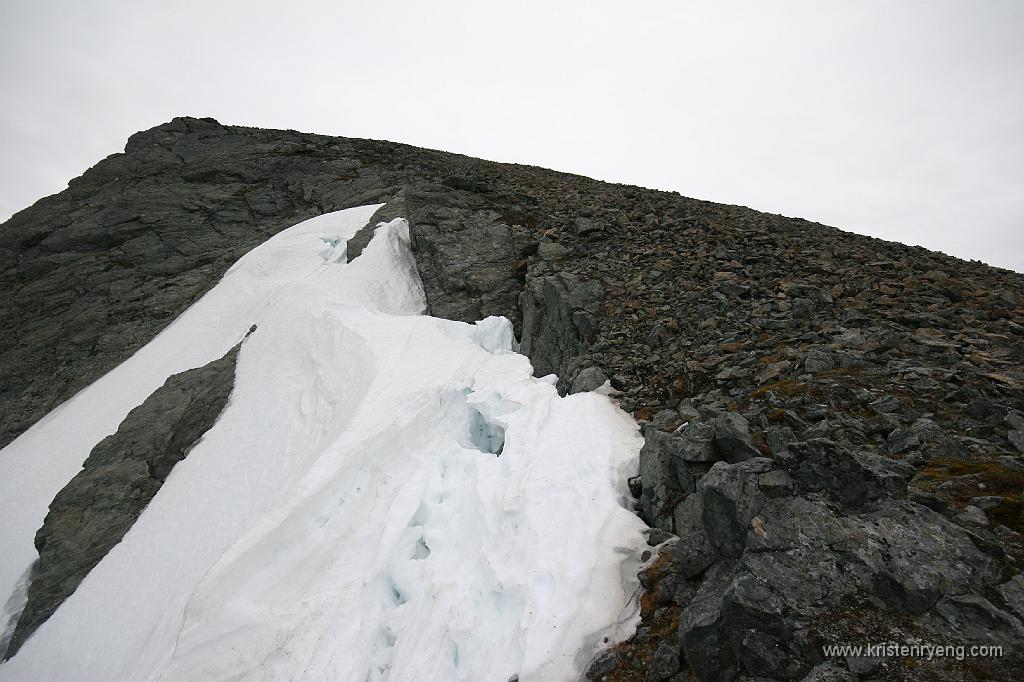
(0, 206, 647, 681)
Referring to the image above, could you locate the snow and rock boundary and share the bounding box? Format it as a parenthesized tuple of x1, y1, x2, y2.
(0, 207, 648, 681)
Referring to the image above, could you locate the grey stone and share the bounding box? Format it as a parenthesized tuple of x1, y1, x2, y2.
(885, 427, 920, 454)
(571, 366, 608, 394)
(712, 412, 762, 463)
(853, 501, 1003, 615)
(677, 421, 720, 463)
(764, 425, 797, 459)
(4, 342, 241, 658)
(679, 568, 740, 682)
(998, 574, 1024, 621)
(671, 493, 718, 579)
(410, 200, 529, 327)
(924, 594, 1024, 652)
(956, 505, 990, 528)
(638, 427, 696, 530)
(804, 349, 835, 373)
(868, 395, 901, 414)
(519, 271, 602, 379)
(536, 240, 568, 260)
(574, 216, 603, 238)
(644, 642, 682, 681)
(698, 459, 771, 560)
(970, 495, 1004, 510)
(757, 470, 793, 498)
(786, 439, 913, 507)
(651, 409, 682, 431)
(586, 648, 625, 679)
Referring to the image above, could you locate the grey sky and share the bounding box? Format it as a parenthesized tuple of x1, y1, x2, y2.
(2, 0, 1022, 271)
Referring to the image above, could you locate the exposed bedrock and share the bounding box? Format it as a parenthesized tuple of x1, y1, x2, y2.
(3, 342, 241, 658)
(3, 117, 1024, 680)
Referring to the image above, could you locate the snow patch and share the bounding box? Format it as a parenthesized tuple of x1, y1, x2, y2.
(0, 207, 647, 681)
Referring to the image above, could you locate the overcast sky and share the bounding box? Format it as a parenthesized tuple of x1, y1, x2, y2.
(2, 0, 1022, 271)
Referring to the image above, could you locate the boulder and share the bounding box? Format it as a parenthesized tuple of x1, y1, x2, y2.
(712, 412, 762, 463)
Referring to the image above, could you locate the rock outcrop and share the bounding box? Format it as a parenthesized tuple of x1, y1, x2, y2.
(2, 117, 1024, 679)
(3, 341, 241, 658)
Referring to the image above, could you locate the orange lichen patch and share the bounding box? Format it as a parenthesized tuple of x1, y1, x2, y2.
(590, 605, 684, 682)
(586, 548, 688, 681)
(634, 406, 656, 421)
(752, 380, 806, 398)
(671, 375, 688, 399)
(639, 551, 674, 588)
(915, 458, 1024, 534)
(639, 591, 660, 620)
(752, 430, 771, 456)
(990, 497, 1024, 536)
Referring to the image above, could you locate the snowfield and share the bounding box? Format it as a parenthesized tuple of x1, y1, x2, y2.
(0, 206, 648, 681)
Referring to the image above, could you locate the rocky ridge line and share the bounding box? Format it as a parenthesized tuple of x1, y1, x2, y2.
(2, 117, 1023, 680)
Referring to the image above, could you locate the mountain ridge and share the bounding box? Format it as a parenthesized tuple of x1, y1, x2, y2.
(2, 116, 1023, 680)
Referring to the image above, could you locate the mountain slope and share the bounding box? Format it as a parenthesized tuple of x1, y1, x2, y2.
(1, 117, 1023, 680)
(0, 207, 645, 681)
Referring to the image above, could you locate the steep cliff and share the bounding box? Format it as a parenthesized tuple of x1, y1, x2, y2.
(1, 117, 1023, 680)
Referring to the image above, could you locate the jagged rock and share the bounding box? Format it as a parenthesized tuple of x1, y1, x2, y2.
(712, 412, 762, 463)
(679, 566, 741, 682)
(804, 349, 835, 373)
(957, 505, 990, 527)
(586, 648, 626, 679)
(408, 199, 529, 326)
(868, 395, 901, 414)
(852, 501, 1003, 615)
(970, 495, 1003, 510)
(519, 271, 602, 379)
(638, 427, 702, 531)
(536, 240, 568, 261)
(650, 409, 682, 431)
(675, 421, 720, 463)
(4, 342, 240, 658)
(698, 459, 772, 560)
(923, 594, 1024, 652)
(998, 575, 1024, 620)
(571, 366, 608, 394)
(757, 470, 793, 498)
(675, 489, 1010, 679)
(574, 216, 604, 239)
(645, 642, 682, 681)
(671, 494, 717, 579)
(764, 425, 797, 458)
(784, 439, 914, 507)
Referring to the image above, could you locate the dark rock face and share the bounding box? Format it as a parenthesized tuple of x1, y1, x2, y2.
(345, 191, 408, 263)
(4, 117, 1024, 680)
(3, 342, 240, 658)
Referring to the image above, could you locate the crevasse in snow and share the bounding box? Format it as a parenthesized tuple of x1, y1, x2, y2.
(0, 206, 647, 681)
